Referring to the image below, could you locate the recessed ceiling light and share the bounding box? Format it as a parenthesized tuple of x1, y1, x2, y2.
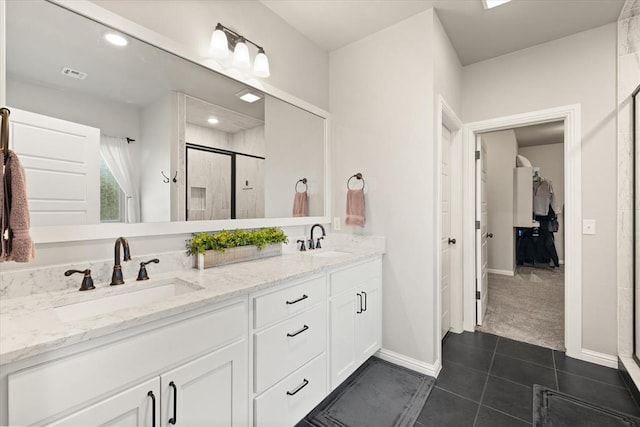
(104, 33, 128, 47)
(236, 88, 263, 103)
(207, 117, 219, 125)
(482, 0, 512, 9)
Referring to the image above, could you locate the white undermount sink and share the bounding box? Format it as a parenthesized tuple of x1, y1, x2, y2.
(306, 250, 351, 258)
(54, 278, 202, 322)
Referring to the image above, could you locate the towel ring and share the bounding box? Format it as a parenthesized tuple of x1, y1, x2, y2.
(347, 173, 365, 190)
(295, 178, 308, 193)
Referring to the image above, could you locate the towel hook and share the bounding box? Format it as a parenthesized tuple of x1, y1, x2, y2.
(161, 171, 177, 183)
(347, 173, 365, 190)
(295, 178, 308, 193)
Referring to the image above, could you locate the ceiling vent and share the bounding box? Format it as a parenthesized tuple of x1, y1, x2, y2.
(61, 67, 87, 80)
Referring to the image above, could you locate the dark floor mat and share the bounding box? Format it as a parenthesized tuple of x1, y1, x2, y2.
(533, 385, 640, 427)
(303, 357, 435, 427)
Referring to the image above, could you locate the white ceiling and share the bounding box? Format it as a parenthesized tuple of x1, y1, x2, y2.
(260, 0, 625, 65)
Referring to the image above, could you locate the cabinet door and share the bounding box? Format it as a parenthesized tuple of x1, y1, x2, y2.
(47, 377, 160, 427)
(160, 340, 248, 427)
(330, 290, 359, 388)
(356, 278, 381, 361)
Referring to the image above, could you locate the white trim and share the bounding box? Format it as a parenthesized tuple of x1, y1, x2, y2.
(435, 95, 463, 376)
(487, 268, 515, 277)
(462, 104, 582, 360)
(12, 0, 332, 244)
(578, 349, 618, 369)
(375, 348, 441, 378)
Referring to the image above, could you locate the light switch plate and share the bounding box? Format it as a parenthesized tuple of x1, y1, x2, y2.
(583, 219, 596, 235)
(333, 217, 341, 231)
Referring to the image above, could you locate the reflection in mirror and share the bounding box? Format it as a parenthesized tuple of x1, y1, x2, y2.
(5, 0, 326, 229)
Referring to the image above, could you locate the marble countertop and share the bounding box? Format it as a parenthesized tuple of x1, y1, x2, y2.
(0, 239, 384, 366)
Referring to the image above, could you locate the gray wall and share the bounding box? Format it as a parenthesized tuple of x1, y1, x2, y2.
(331, 9, 463, 366)
(463, 23, 617, 356)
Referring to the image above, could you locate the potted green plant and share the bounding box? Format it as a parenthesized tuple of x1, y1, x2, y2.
(188, 227, 288, 269)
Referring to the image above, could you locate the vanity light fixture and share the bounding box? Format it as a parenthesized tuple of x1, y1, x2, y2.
(104, 32, 128, 47)
(236, 89, 263, 103)
(482, 0, 512, 9)
(207, 117, 219, 125)
(210, 23, 270, 78)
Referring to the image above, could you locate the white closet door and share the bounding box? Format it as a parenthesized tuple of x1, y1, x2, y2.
(9, 107, 100, 226)
(476, 136, 489, 325)
(441, 125, 452, 339)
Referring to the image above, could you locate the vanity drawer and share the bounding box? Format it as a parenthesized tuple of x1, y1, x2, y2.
(254, 353, 327, 427)
(254, 303, 326, 393)
(330, 258, 382, 295)
(253, 275, 326, 329)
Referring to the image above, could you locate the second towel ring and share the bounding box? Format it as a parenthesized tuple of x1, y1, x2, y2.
(295, 178, 308, 193)
(347, 173, 365, 190)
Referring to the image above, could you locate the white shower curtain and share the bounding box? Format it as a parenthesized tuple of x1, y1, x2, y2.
(100, 136, 141, 223)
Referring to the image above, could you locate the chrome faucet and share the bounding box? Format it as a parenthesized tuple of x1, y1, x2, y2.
(309, 224, 326, 250)
(111, 237, 131, 286)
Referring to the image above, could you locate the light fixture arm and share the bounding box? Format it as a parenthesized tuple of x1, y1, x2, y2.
(215, 23, 265, 53)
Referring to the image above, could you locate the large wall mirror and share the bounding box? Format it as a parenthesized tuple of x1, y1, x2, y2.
(3, 0, 327, 242)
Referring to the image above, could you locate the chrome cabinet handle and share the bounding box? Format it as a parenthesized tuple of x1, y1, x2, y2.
(362, 291, 367, 312)
(287, 325, 309, 337)
(357, 293, 363, 314)
(168, 381, 177, 425)
(286, 379, 309, 396)
(286, 294, 308, 305)
(147, 391, 156, 427)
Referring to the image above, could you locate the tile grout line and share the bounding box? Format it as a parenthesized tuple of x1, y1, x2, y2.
(481, 402, 533, 424)
(472, 335, 500, 426)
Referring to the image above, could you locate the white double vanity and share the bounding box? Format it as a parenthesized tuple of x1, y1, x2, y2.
(0, 238, 384, 426)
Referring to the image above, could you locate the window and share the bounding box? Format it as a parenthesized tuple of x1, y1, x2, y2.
(100, 156, 124, 222)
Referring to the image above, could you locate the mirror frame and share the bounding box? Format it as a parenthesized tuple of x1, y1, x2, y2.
(0, 0, 331, 244)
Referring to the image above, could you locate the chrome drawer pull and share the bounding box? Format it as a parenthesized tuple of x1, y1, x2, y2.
(287, 324, 309, 337)
(286, 379, 309, 396)
(286, 294, 309, 305)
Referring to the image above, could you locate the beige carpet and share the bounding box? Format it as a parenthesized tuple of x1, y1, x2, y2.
(476, 265, 565, 351)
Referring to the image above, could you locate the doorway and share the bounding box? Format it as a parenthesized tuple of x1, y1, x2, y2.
(460, 104, 583, 359)
(475, 123, 565, 350)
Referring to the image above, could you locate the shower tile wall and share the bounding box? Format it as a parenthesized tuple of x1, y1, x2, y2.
(186, 123, 265, 219)
(617, 0, 640, 357)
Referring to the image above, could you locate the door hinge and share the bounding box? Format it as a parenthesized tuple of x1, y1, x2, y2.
(475, 150, 480, 160)
(475, 221, 480, 230)
(476, 290, 481, 300)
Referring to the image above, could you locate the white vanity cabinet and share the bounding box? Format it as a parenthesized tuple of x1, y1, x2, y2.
(250, 275, 328, 427)
(329, 258, 382, 388)
(5, 299, 248, 427)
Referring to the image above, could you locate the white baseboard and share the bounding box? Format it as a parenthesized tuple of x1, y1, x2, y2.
(375, 348, 441, 377)
(487, 268, 514, 276)
(575, 348, 618, 369)
(559, 260, 565, 265)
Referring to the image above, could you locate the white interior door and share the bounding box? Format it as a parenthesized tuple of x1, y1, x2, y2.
(8, 107, 100, 226)
(441, 125, 453, 339)
(476, 136, 489, 325)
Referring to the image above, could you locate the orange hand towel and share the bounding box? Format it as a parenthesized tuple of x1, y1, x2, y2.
(345, 189, 365, 227)
(293, 191, 308, 217)
(1, 150, 35, 262)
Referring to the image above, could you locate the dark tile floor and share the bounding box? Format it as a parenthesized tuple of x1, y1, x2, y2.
(414, 331, 640, 426)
